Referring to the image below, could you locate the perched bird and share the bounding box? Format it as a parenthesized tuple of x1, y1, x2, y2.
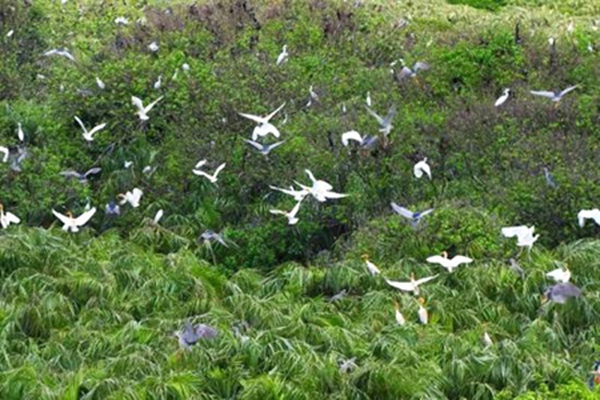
(495, 88, 510, 107)
(366, 91, 372, 107)
(175, 322, 218, 350)
(243, 139, 286, 155)
(542, 282, 582, 304)
(153, 209, 164, 225)
(390, 203, 434, 226)
(6, 30, 14, 38)
(365, 105, 397, 137)
(338, 358, 357, 373)
(543, 167, 557, 188)
(269, 200, 303, 225)
(482, 331, 493, 347)
(414, 158, 432, 179)
(426, 251, 473, 273)
(417, 297, 428, 324)
(577, 209, 600, 227)
(114, 16, 129, 25)
(269, 185, 309, 202)
(546, 266, 571, 283)
(340, 131, 378, 149)
(238, 103, 286, 141)
(501, 225, 539, 249)
(530, 85, 578, 102)
(0, 204, 20, 229)
(153, 75, 162, 90)
(96, 77, 106, 89)
(105, 201, 120, 216)
(17, 123, 24, 142)
(124, 161, 134, 169)
(393, 300, 406, 326)
(276, 44, 288, 65)
(199, 230, 228, 247)
(52, 207, 97, 232)
(361, 254, 381, 276)
(192, 160, 226, 184)
(118, 188, 143, 208)
(60, 167, 102, 183)
(148, 41, 159, 52)
(385, 273, 438, 296)
(132, 95, 164, 121)
(74, 116, 106, 142)
(43, 48, 76, 62)
(0, 146, 8, 163)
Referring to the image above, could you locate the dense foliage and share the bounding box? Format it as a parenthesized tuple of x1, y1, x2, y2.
(0, 0, 599, 398)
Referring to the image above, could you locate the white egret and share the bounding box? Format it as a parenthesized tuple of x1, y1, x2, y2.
(244, 139, 286, 155)
(393, 300, 406, 326)
(52, 207, 96, 232)
(17, 123, 24, 142)
(182, 63, 190, 71)
(530, 85, 578, 102)
(132, 95, 163, 121)
(366, 91, 372, 107)
(417, 297, 428, 324)
(124, 161, 134, 169)
(501, 225, 539, 249)
(385, 273, 438, 296)
(154, 75, 162, 90)
(360, 254, 380, 276)
(153, 209, 164, 225)
(7, 30, 14, 38)
(96, 77, 105, 89)
(74, 116, 106, 142)
(542, 282, 581, 304)
(426, 252, 473, 273)
(269, 200, 302, 225)
(0, 204, 20, 229)
(192, 161, 226, 184)
(115, 17, 129, 25)
(238, 102, 285, 141)
(43, 48, 76, 62)
(414, 158, 431, 179)
(483, 332, 493, 347)
(365, 105, 396, 137)
(0, 146, 8, 163)
(546, 266, 571, 283)
(118, 188, 143, 208)
(577, 209, 600, 227)
(495, 88, 510, 107)
(390, 203, 434, 226)
(276, 45, 288, 65)
(148, 41, 159, 52)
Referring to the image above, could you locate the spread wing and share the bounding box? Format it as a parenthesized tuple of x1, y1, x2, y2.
(530, 90, 556, 99)
(131, 96, 145, 112)
(213, 163, 226, 177)
(5, 212, 20, 224)
(452, 256, 473, 265)
(385, 279, 415, 292)
(87, 123, 107, 137)
(84, 167, 102, 177)
(501, 226, 528, 238)
(244, 139, 264, 150)
(52, 209, 71, 225)
(364, 106, 384, 125)
(75, 207, 97, 226)
(74, 116, 87, 132)
(391, 202, 414, 219)
(415, 274, 438, 286)
(238, 112, 264, 124)
(559, 85, 578, 97)
(341, 130, 363, 146)
(413, 62, 429, 71)
(60, 170, 83, 179)
(426, 255, 446, 265)
(264, 102, 286, 122)
(145, 96, 163, 112)
(266, 140, 286, 151)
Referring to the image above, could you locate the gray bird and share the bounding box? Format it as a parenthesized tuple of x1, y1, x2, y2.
(543, 282, 582, 304)
(199, 230, 228, 247)
(243, 139, 286, 155)
(43, 48, 76, 62)
(543, 167, 557, 188)
(60, 167, 102, 183)
(9, 146, 28, 172)
(329, 289, 348, 303)
(175, 322, 218, 349)
(507, 258, 525, 278)
(365, 105, 397, 137)
(398, 61, 430, 80)
(391, 202, 434, 226)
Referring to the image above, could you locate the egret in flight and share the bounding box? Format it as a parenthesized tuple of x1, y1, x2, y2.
(132, 96, 163, 121)
(52, 207, 97, 232)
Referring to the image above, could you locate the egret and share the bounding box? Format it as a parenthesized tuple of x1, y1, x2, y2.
(390, 203, 434, 226)
(495, 88, 510, 107)
(148, 41, 159, 52)
(414, 158, 431, 179)
(175, 322, 218, 350)
(153, 209, 164, 225)
(154, 75, 162, 90)
(182, 63, 190, 71)
(360, 254, 381, 276)
(118, 188, 143, 208)
(74, 116, 106, 142)
(426, 252, 473, 273)
(276, 45, 288, 65)
(366, 91, 372, 107)
(243, 139, 286, 155)
(269, 185, 309, 202)
(238, 102, 285, 141)
(483, 332, 493, 347)
(115, 17, 129, 25)
(417, 297, 428, 324)
(60, 167, 102, 183)
(542, 282, 581, 304)
(192, 161, 226, 184)
(132, 95, 163, 121)
(365, 105, 397, 137)
(577, 209, 600, 227)
(43, 48, 76, 62)
(393, 300, 406, 325)
(546, 266, 571, 283)
(7, 30, 14, 38)
(96, 77, 105, 89)
(17, 123, 24, 142)
(52, 207, 97, 232)
(543, 167, 557, 188)
(501, 225, 539, 249)
(0, 146, 8, 163)
(199, 230, 229, 247)
(385, 272, 438, 296)
(0, 204, 20, 229)
(530, 85, 578, 102)
(124, 161, 134, 169)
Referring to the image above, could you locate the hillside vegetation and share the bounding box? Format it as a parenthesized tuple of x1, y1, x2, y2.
(1, 0, 599, 399)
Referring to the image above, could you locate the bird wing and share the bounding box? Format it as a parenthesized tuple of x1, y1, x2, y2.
(193, 169, 212, 179)
(195, 159, 207, 169)
(398, 66, 413, 79)
(44, 49, 58, 56)
(323, 191, 349, 199)
(364, 106, 384, 125)
(341, 130, 363, 146)
(452, 256, 473, 265)
(415, 274, 439, 286)
(87, 123, 106, 137)
(426, 255, 446, 265)
(390, 202, 414, 219)
(52, 209, 71, 225)
(60, 50, 76, 62)
(501, 226, 528, 238)
(289, 200, 303, 217)
(418, 209, 434, 218)
(60, 170, 83, 179)
(195, 324, 218, 339)
(0, 146, 9, 163)
(366, 260, 380, 274)
(213, 163, 226, 178)
(385, 279, 414, 292)
(557, 282, 582, 297)
(244, 139, 263, 150)
(131, 96, 145, 112)
(5, 212, 20, 224)
(84, 167, 102, 177)
(144, 96, 163, 113)
(266, 140, 286, 152)
(74, 116, 87, 132)
(132, 188, 143, 202)
(269, 209, 286, 216)
(75, 207, 97, 226)
(530, 90, 556, 98)
(414, 61, 430, 71)
(383, 105, 397, 126)
(559, 85, 578, 97)
(238, 112, 264, 124)
(264, 102, 286, 122)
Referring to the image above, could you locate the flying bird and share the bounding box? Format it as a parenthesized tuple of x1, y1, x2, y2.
(495, 88, 510, 107)
(192, 161, 226, 184)
(398, 61, 430, 81)
(199, 230, 229, 247)
(501, 225, 539, 249)
(74, 116, 106, 142)
(269, 200, 303, 225)
(390, 203, 434, 226)
(577, 209, 600, 227)
(132, 95, 163, 121)
(243, 139, 286, 155)
(361, 254, 381, 276)
(530, 85, 578, 102)
(385, 273, 438, 296)
(0, 204, 20, 229)
(238, 103, 286, 141)
(414, 158, 431, 179)
(276, 45, 288, 65)
(118, 188, 143, 208)
(542, 282, 582, 304)
(60, 167, 102, 183)
(52, 207, 97, 232)
(43, 48, 76, 62)
(340, 130, 378, 149)
(365, 105, 397, 137)
(426, 252, 473, 273)
(175, 322, 218, 350)
(296, 169, 348, 202)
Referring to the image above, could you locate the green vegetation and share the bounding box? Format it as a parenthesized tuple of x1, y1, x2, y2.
(0, 0, 599, 398)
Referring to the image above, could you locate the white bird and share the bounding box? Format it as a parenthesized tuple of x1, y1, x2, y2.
(238, 102, 286, 141)
(269, 200, 302, 225)
(192, 162, 226, 184)
(577, 209, 600, 227)
(0, 146, 8, 163)
(296, 169, 348, 202)
(7, 30, 14, 38)
(414, 158, 431, 179)
(269, 185, 309, 202)
(501, 225, 539, 249)
(483, 331, 493, 347)
(153, 209, 164, 225)
(114, 17, 129, 25)
(309, 85, 319, 102)
(43, 48, 76, 62)
(132, 96, 163, 121)
(244, 139, 286, 155)
(74, 116, 106, 142)
(426, 251, 473, 273)
(0, 204, 20, 229)
(385, 273, 438, 296)
(182, 63, 190, 71)
(276, 45, 288, 65)
(154, 75, 162, 90)
(142, 165, 156, 175)
(361, 254, 380, 276)
(530, 85, 578, 102)
(391, 203, 434, 226)
(124, 161, 134, 169)
(118, 188, 143, 208)
(546, 266, 571, 283)
(96, 77, 105, 89)
(393, 300, 406, 326)
(495, 88, 510, 107)
(417, 298, 428, 324)
(366, 91, 372, 107)
(17, 123, 24, 142)
(148, 41, 159, 52)
(52, 207, 96, 232)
